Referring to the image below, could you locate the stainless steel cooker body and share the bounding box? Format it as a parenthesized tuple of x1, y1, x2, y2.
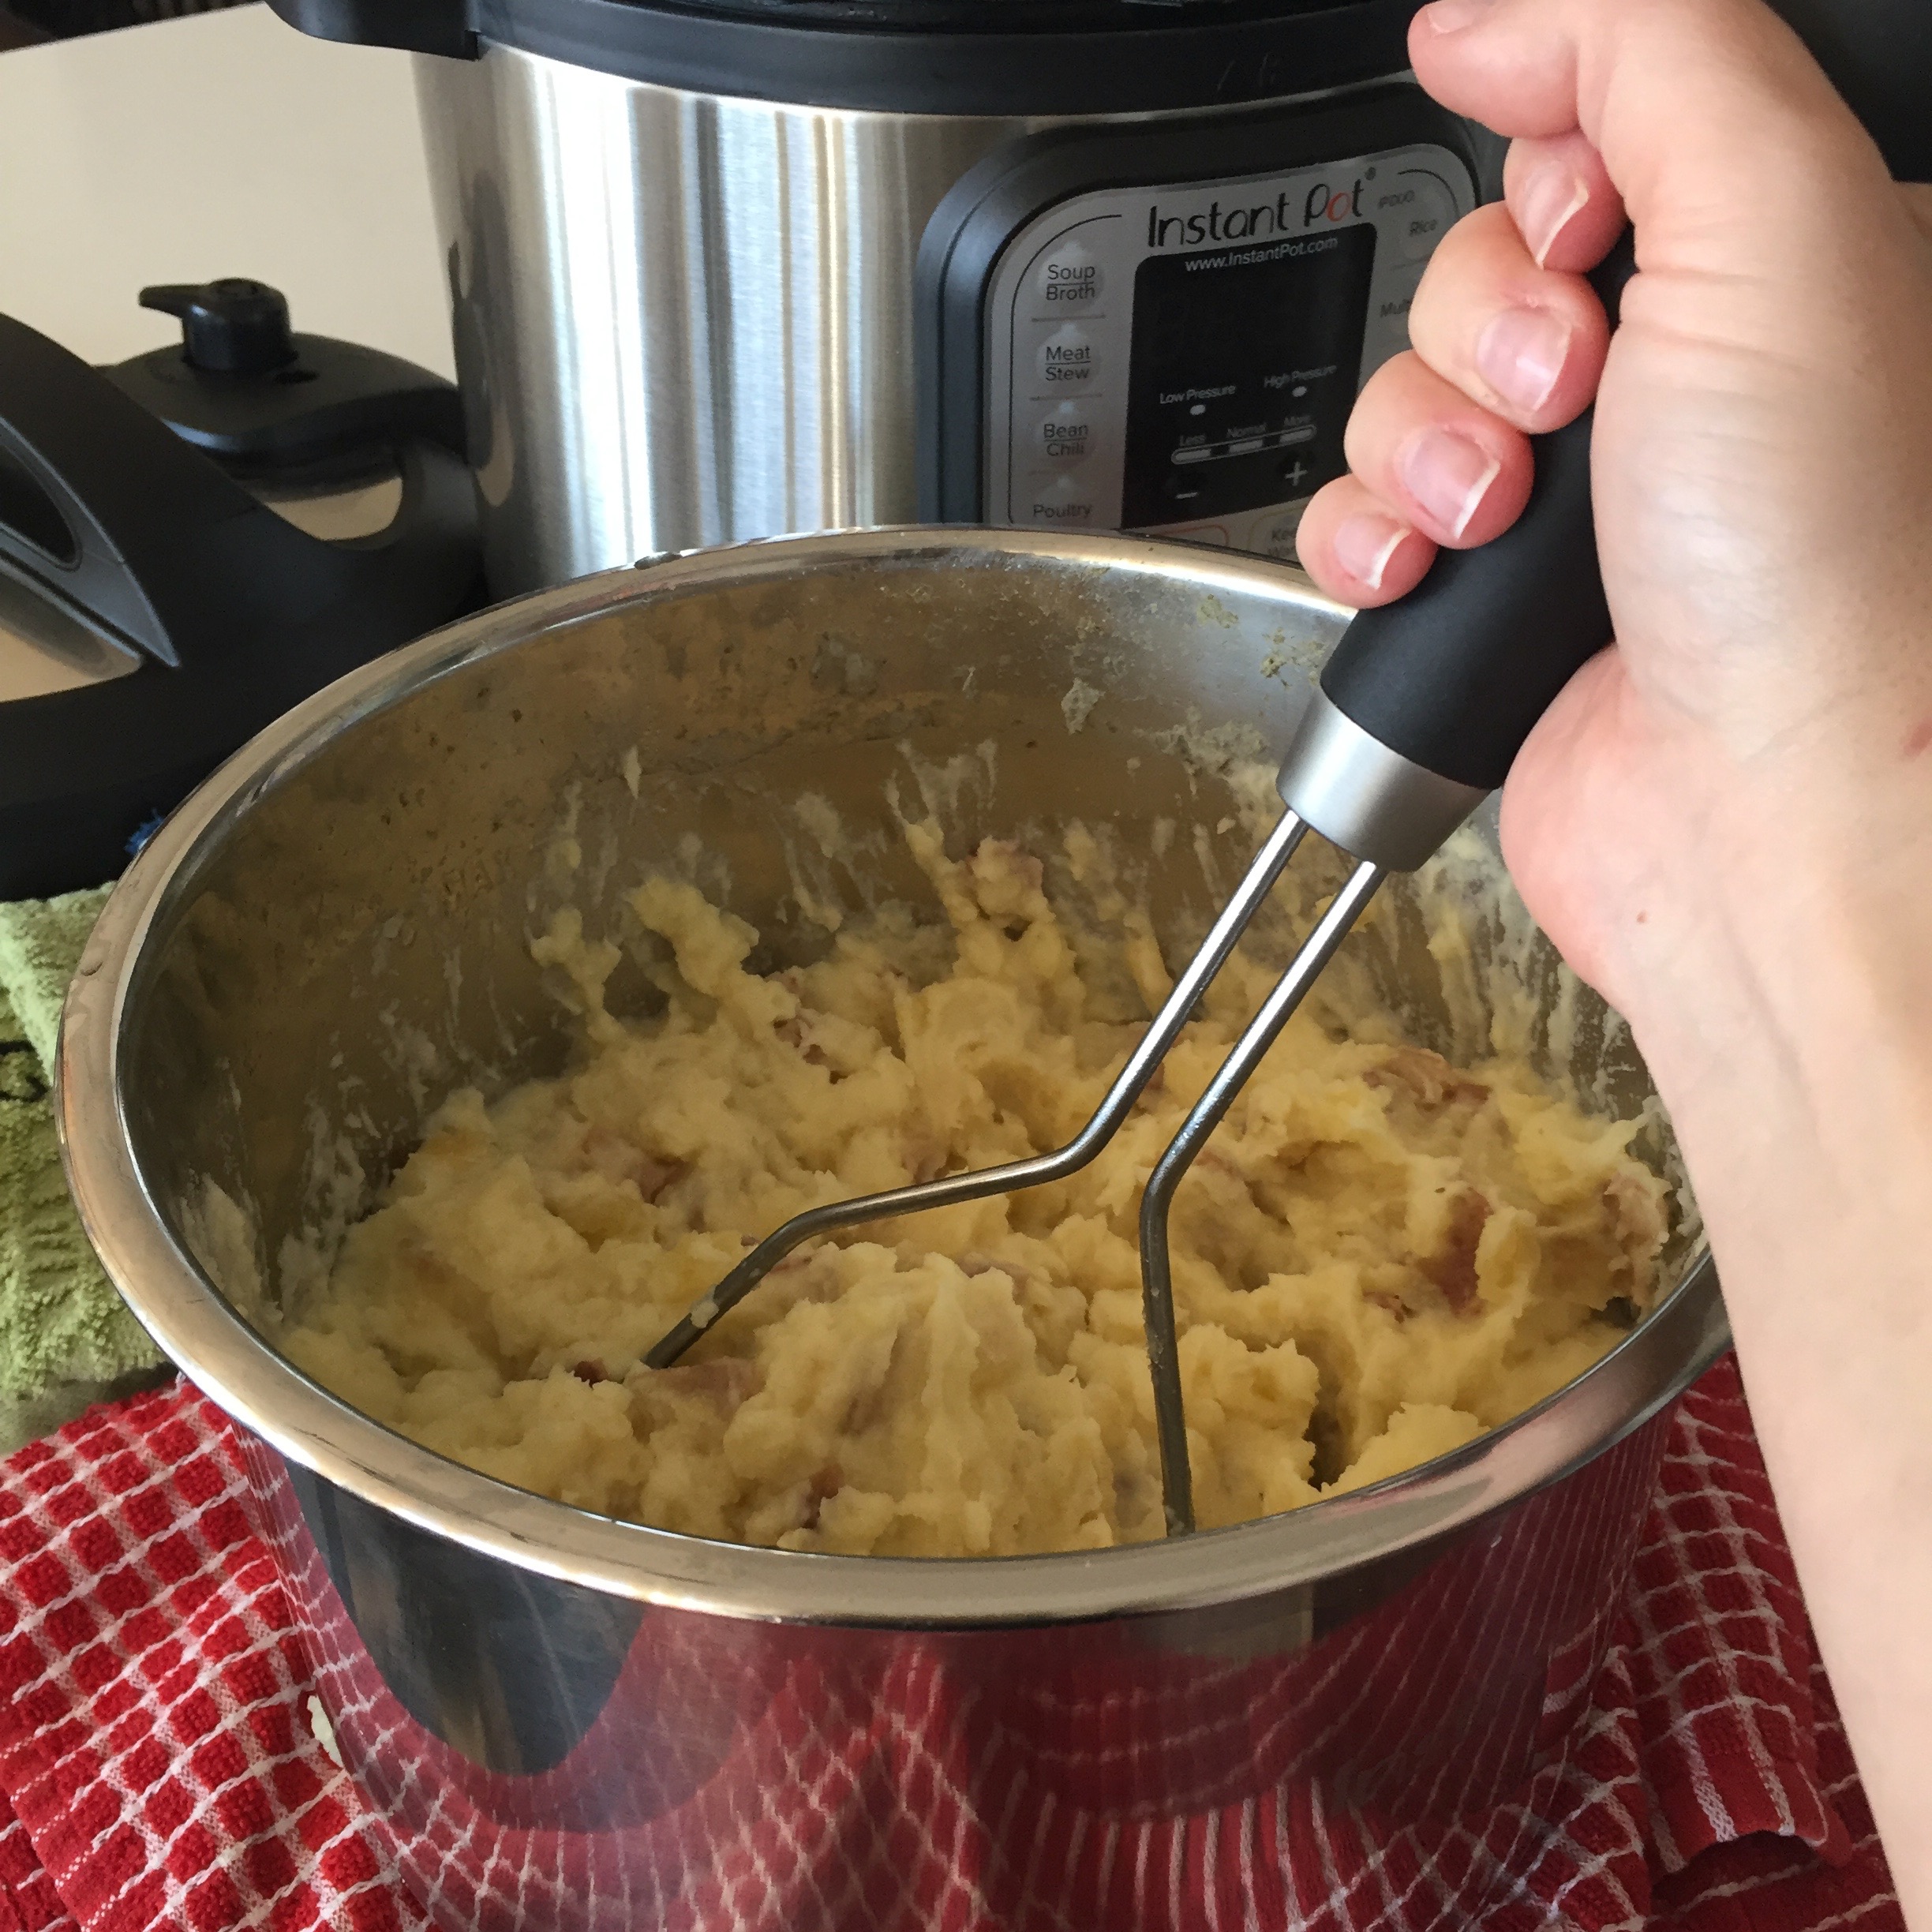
(417, 47, 1054, 590)
(60, 530, 1724, 1930)
(414, 43, 1492, 597)
(413, 51, 1035, 587)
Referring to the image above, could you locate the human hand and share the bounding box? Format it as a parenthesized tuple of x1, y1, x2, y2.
(1294, 0, 1932, 1060)
(1294, 4, 1932, 1904)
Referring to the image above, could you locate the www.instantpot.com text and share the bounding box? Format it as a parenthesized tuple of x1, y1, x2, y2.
(1178, 231, 1346, 275)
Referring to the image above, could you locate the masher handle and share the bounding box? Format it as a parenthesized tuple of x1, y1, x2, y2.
(1315, 230, 1636, 796)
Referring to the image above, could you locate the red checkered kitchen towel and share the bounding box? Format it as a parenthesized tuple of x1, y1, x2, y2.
(0, 1357, 1901, 1932)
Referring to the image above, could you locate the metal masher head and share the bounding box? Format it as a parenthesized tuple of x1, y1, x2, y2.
(642, 803, 1318, 1370)
(637, 768, 1409, 1533)
(646, 234, 1638, 1537)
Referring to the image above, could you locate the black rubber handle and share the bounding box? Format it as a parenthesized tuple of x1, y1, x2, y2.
(106, 284, 467, 474)
(1316, 230, 1634, 792)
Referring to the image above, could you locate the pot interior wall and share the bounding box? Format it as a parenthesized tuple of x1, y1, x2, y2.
(116, 544, 1687, 1340)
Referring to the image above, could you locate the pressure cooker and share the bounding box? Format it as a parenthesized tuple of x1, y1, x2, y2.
(270, 0, 1927, 599)
(268, 0, 1494, 592)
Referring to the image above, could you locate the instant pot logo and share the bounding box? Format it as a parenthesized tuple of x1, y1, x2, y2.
(1145, 179, 1365, 249)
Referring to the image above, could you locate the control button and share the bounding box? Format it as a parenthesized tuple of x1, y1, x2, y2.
(1022, 470, 1099, 526)
(1373, 263, 1427, 328)
(1252, 501, 1310, 559)
(1033, 402, 1095, 466)
(1381, 173, 1459, 264)
(1036, 325, 1097, 388)
(1037, 242, 1105, 311)
(1278, 455, 1312, 491)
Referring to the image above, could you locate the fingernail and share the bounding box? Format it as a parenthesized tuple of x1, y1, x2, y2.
(1475, 306, 1571, 414)
(1421, 0, 1496, 31)
(1396, 428, 1501, 540)
(1331, 513, 1411, 590)
(1518, 163, 1589, 268)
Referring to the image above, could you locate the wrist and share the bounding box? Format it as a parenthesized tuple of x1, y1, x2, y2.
(1629, 856, 1929, 1144)
(1603, 774, 1932, 1325)
(1574, 743, 1932, 1128)
(1606, 781, 1932, 1908)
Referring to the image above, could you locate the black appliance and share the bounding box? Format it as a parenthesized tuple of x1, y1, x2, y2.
(0, 279, 482, 899)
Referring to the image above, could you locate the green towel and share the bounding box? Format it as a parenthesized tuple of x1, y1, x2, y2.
(0, 886, 168, 1451)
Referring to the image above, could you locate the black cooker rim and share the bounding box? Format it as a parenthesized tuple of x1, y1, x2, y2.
(269, 0, 1428, 117)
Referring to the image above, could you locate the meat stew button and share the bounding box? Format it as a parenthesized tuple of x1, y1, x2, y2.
(1036, 325, 1097, 388)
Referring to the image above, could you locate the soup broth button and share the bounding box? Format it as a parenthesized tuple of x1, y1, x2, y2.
(1036, 245, 1105, 309)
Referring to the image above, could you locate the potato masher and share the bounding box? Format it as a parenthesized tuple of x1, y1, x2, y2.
(649, 234, 1638, 1537)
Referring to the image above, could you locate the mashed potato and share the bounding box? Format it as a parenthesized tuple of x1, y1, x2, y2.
(283, 825, 1667, 1557)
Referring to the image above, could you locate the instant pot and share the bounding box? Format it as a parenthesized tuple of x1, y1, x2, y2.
(270, 0, 1498, 593)
(267, 0, 1932, 601)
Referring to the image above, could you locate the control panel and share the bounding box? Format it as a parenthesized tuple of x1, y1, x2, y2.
(979, 144, 1473, 560)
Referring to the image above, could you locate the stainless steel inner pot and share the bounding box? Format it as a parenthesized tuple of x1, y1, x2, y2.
(60, 527, 1724, 1931)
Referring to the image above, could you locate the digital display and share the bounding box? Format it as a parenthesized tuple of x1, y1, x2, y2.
(1121, 224, 1377, 530)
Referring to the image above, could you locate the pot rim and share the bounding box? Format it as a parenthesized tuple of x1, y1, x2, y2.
(56, 526, 1729, 1629)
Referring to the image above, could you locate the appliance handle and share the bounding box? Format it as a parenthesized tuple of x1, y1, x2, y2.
(0, 315, 484, 900)
(266, 0, 477, 58)
(0, 312, 440, 672)
(0, 312, 233, 668)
